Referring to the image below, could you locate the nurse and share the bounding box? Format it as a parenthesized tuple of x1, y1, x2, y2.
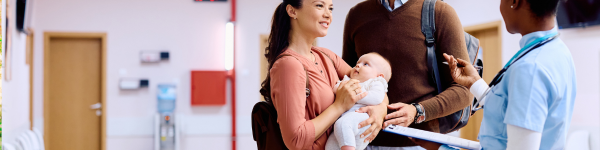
(411, 0, 577, 149)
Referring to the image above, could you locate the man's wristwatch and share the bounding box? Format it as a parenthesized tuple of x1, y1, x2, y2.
(411, 103, 426, 124)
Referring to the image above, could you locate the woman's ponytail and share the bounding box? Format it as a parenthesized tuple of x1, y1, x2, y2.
(260, 0, 302, 102)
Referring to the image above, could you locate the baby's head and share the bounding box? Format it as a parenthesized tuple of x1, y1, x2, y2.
(350, 52, 392, 83)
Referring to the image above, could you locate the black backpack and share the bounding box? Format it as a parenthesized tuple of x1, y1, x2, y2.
(252, 101, 289, 150)
(421, 0, 484, 133)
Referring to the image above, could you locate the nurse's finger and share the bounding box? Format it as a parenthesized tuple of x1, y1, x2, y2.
(456, 58, 472, 68)
(443, 53, 458, 70)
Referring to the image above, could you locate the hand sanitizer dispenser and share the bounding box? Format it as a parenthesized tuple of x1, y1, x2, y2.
(155, 84, 179, 150)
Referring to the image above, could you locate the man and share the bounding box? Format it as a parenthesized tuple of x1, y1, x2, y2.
(342, 0, 472, 149)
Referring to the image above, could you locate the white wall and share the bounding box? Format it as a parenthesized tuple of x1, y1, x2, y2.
(29, 0, 235, 149)
(445, 0, 600, 149)
(2, 0, 34, 144)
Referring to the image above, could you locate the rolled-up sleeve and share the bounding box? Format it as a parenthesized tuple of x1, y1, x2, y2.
(270, 57, 316, 150)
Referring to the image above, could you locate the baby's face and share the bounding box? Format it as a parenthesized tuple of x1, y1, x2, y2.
(350, 54, 386, 82)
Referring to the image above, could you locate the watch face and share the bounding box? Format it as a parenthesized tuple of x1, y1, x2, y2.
(417, 116, 425, 122)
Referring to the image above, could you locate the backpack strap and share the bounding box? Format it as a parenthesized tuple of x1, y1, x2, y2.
(274, 54, 311, 97)
(421, 0, 443, 94)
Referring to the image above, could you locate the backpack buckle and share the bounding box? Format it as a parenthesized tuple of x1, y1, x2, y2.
(426, 38, 435, 47)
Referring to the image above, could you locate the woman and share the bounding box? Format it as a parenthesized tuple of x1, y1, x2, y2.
(411, 0, 577, 149)
(259, 0, 389, 149)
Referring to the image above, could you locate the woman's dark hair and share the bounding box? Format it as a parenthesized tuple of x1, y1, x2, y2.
(526, 0, 560, 18)
(260, 0, 303, 102)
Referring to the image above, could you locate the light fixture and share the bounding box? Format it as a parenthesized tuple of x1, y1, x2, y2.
(225, 22, 234, 71)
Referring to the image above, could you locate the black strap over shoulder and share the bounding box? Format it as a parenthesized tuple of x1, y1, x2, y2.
(420, 0, 474, 134)
(421, 0, 442, 94)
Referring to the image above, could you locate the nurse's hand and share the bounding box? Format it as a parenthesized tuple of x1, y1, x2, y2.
(443, 53, 481, 89)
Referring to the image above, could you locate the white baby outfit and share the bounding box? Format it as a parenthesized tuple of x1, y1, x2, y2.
(325, 75, 388, 150)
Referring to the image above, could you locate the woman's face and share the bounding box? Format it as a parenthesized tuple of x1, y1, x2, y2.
(500, 0, 518, 34)
(293, 0, 334, 37)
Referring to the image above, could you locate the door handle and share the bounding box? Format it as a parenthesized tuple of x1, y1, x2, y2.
(90, 103, 102, 109)
(90, 103, 102, 116)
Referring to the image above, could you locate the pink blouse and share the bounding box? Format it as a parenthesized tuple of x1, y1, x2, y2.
(270, 47, 353, 150)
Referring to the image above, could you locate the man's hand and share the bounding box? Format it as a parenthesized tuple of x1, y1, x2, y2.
(410, 137, 442, 150)
(384, 102, 417, 127)
(355, 102, 387, 142)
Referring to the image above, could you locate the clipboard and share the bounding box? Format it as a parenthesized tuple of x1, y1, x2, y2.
(383, 125, 482, 150)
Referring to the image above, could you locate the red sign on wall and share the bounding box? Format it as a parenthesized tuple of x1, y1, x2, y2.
(191, 71, 227, 105)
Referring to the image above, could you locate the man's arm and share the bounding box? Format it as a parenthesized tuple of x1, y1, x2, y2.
(419, 2, 472, 121)
(342, 7, 359, 67)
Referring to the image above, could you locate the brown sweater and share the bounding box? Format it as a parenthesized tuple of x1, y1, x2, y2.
(342, 0, 472, 147)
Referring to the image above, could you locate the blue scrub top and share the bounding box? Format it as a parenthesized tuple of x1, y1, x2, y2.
(478, 27, 577, 150)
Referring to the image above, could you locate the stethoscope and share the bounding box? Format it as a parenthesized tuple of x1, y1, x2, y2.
(471, 32, 559, 113)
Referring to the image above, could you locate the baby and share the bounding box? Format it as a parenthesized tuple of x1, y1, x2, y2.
(325, 52, 392, 150)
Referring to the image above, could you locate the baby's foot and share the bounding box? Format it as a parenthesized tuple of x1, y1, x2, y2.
(341, 146, 355, 150)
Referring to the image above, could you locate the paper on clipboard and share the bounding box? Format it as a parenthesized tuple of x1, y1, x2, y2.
(383, 125, 482, 150)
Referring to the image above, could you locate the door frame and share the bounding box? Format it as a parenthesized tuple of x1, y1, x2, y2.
(461, 21, 503, 141)
(43, 32, 107, 150)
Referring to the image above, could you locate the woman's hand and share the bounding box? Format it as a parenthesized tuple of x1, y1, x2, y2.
(443, 53, 481, 89)
(410, 138, 442, 150)
(335, 79, 368, 111)
(384, 103, 416, 127)
(355, 96, 389, 143)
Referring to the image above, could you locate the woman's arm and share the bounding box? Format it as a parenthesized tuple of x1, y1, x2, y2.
(313, 79, 368, 139)
(271, 57, 366, 149)
(270, 57, 319, 149)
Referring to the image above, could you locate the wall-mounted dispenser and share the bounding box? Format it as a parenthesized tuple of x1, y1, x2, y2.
(155, 84, 180, 150)
(119, 78, 149, 90)
(141, 51, 169, 63)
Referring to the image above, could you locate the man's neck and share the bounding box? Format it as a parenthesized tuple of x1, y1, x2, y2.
(389, 0, 395, 8)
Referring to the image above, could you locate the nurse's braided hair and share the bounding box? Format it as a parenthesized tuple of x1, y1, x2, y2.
(526, 0, 560, 18)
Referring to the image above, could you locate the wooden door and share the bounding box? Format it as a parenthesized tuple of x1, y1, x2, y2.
(259, 34, 269, 101)
(44, 34, 105, 150)
(461, 21, 503, 142)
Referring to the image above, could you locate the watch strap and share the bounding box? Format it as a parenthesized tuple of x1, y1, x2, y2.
(412, 103, 426, 124)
